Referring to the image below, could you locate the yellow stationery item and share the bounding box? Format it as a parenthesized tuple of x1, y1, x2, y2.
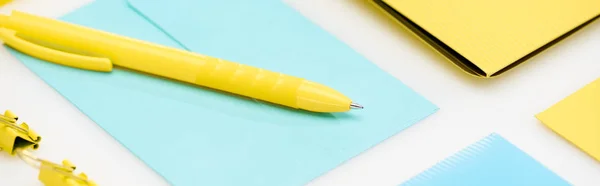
(0, 110, 40, 155)
(372, 0, 600, 77)
(19, 150, 97, 186)
(0, 0, 11, 7)
(0, 110, 96, 186)
(536, 78, 600, 162)
(0, 10, 363, 113)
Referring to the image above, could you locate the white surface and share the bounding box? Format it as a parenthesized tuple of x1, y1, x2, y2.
(1, 0, 599, 185)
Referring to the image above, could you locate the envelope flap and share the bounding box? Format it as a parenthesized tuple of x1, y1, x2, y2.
(126, 0, 360, 80)
(380, 0, 600, 76)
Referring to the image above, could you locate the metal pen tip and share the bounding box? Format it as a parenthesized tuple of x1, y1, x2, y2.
(350, 102, 364, 109)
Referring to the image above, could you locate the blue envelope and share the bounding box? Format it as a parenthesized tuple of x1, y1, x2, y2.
(401, 133, 570, 186)
(6, 0, 438, 185)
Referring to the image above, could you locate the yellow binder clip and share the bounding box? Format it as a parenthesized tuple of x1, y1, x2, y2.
(0, 109, 95, 185)
(0, 110, 41, 155)
(17, 149, 97, 186)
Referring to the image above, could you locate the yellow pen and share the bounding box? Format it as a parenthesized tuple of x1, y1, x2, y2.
(0, 10, 363, 113)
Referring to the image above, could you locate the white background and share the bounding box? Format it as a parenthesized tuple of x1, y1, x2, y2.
(1, 0, 599, 185)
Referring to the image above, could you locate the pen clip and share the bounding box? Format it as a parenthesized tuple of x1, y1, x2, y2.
(0, 27, 113, 72)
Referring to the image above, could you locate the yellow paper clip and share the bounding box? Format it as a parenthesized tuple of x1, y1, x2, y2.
(17, 149, 97, 186)
(0, 110, 41, 155)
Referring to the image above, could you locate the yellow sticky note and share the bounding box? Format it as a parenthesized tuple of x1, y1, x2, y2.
(536, 78, 600, 162)
(373, 0, 600, 77)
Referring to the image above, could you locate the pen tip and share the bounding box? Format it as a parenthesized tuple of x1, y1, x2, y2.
(350, 102, 364, 109)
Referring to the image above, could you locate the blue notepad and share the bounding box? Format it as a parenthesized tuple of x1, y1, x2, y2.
(6, 0, 438, 185)
(401, 133, 570, 186)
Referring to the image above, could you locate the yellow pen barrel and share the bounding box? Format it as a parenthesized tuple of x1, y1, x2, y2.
(0, 11, 352, 112)
(2, 11, 201, 83)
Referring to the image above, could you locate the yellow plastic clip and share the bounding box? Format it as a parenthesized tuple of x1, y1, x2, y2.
(0, 110, 41, 155)
(17, 149, 97, 186)
(0, 28, 113, 72)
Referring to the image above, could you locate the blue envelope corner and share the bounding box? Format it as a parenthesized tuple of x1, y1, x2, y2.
(6, 0, 438, 185)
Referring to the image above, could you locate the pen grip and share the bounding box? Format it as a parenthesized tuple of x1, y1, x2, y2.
(195, 58, 303, 108)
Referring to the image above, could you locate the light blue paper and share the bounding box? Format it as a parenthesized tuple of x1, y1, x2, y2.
(7, 0, 438, 185)
(401, 133, 570, 186)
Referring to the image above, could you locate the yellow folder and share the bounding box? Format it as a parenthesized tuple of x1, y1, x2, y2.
(536, 78, 600, 162)
(372, 0, 600, 77)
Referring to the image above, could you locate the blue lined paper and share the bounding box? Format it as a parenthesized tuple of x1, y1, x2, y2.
(401, 133, 570, 186)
